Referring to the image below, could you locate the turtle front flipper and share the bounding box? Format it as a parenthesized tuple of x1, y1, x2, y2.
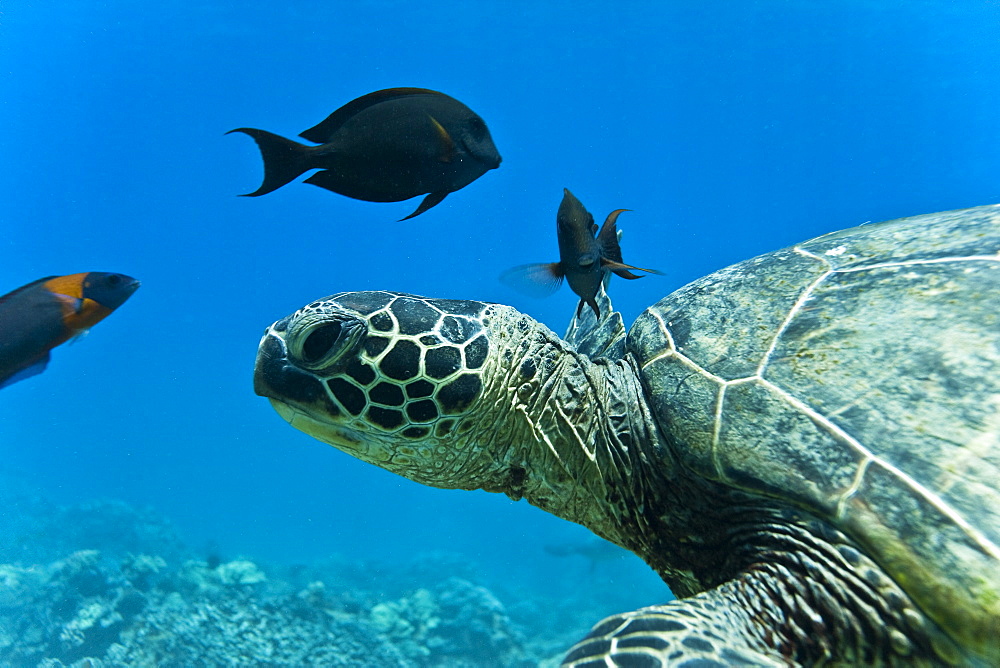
(562, 591, 786, 668)
(562, 533, 961, 667)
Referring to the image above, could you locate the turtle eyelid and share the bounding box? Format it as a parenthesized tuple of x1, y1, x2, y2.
(302, 322, 344, 364)
(292, 316, 367, 372)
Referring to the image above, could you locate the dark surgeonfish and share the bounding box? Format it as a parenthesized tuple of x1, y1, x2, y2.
(228, 87, 502, 220)
(544, 539, 630, 572)
(0, 272, 140, 389)
(501, 188, 660, 318)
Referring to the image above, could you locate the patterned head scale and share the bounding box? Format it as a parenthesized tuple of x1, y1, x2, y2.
(254, 291, 493, 476)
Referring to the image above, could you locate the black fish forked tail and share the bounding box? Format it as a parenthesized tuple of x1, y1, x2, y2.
(227, 128, 313, 197)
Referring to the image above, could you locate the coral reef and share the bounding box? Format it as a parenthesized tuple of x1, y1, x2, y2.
(0, 499, 577, 666)
(0, 548, 540, 666)
(0, 549, 140, 665)
(369, 577, 530, 666)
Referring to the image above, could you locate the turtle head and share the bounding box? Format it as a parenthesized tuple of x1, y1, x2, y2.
(256, 289, 660, 550)
(254, 290, 497, 488)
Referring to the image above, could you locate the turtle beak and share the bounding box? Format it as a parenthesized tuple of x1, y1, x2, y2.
(253, 332, 285, 399)
(254, 330, 321, 405)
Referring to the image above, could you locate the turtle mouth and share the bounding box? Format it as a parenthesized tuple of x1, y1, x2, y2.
(268, 398, 392, 463)
(256, 329, 391, 463)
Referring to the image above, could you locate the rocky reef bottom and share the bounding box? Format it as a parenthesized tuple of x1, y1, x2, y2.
(0, 496, 662, 667)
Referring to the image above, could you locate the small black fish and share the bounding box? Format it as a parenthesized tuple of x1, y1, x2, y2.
(228, 87, 502, 220)
(544, 539, 629, 564)
(0, 272, 140, 389)
(502, 189, 660, 318)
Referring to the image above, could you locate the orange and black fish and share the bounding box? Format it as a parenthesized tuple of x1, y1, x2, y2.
(0, 272, 140, 389)
(228, 87, 502, 220)
(502, 189, 660, 318)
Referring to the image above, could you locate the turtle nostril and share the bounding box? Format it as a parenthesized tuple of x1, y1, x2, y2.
(302, 322, 343, 364)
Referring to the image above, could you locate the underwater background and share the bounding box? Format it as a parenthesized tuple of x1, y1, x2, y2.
(2, 1, 999, 664)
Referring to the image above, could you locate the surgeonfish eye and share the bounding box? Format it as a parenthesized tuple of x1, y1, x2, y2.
(467, 116, 487, 140)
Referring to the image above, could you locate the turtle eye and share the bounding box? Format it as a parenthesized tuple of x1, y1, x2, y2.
(294, 316, 366, 372)
(303, 322, 343, 364)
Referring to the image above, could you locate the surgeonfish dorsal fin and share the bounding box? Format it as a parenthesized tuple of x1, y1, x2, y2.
(299, 87, 446, 144)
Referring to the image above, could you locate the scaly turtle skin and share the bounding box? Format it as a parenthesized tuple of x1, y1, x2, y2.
(253, 205, 1000, 666)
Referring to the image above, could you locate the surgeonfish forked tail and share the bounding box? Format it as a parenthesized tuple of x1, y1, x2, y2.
(228, 87, 502, 220)
(501, 188, 661, 320)
(226, 128, 315, 197)
(0, 272, 140, 389)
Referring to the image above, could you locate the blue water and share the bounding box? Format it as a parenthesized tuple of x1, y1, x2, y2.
(2, 0, 999, 643)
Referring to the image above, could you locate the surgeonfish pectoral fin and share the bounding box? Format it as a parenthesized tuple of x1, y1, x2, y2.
(399, 191, 449, 221)
(500, 263, 564, 298)
(227, 128, 312, 197)
(601, 258, 663, 279)
(0, 353, 50, 390)
(428, 115, 456, 163)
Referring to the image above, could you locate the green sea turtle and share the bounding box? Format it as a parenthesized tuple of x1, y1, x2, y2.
(253, 205, 1000, 665)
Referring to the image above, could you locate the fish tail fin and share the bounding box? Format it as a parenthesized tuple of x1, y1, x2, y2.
(227, 128, 313, 197)
(597, 209, 663, 279)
